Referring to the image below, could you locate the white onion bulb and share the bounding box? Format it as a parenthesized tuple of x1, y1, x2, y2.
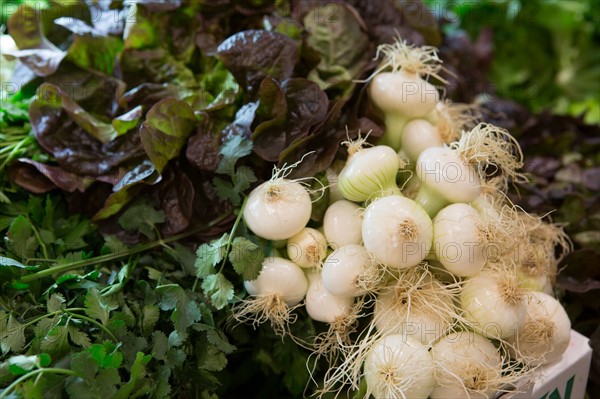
(323, 200, 363, 249)
(364, 334, 435, 399)
(305, 271, 353, 324)
(362, 195, 433, 269)
(433, 203, 486, 277)
(507, 292, 571, 366)
(286, 228, 327, 269)
(460, 270, 527, 340)
(244, 257, 308, 306)
(322, 244, 379, 297)
(431, 331, 502, 399)
(243, 179, 311, 240)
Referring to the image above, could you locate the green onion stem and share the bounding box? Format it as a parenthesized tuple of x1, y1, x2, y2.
(378, 113, 409, 151)
(414, 183, 449, 217)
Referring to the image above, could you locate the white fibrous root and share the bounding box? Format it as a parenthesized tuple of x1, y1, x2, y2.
(460, 263, 527, 340)
(507, 291, 571, 366)
(514, 212, 572, 291)
(322, 244, 384, 297)
(431, 331, 503, 399)
(234, 257, 308, 336)
(435, 100, 482, 144)
(373, 265, 459, 345)
(306, 271, 364, 362)
(449, 123, 527, 192)
(373, 35, 446, 82)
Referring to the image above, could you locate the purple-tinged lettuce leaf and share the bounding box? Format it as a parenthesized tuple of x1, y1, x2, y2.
(122, 83, 181, 111)
(159, 168, 195, 235)
(252, 78, 328, 162)
(29, 84, 144, 177)
(45, 63, 125, 117)
(92, 161, 162, 222)
(119, 47, 197, 91)
(92, 186, 144, 223)
(136, 0, 185, 13)
(54, 17, 124, 76)
(9, 159, 94, 194)
(139, 98, 197, 173)
(185, 121, 222, 173)
(112, 106, 143, 135)
(303, 2, 370, 90)
(31, 83, 120, 144)
(217, 30, 299, 95)
(5, 3, 93, 77)
(349, 0, 428, 45)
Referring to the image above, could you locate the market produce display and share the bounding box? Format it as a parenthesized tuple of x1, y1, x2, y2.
(1, 1, 598, 398)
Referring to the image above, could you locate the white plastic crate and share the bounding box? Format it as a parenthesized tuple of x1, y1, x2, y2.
(501, 329, 592, 399)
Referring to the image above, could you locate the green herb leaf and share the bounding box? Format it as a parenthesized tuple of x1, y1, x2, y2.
(201, 274, 234, 310)
(233, 166, 257, 194)
(1, 314, 25, 354)
(84, 288, 118, 325)
(206, 329, 236, 355)
(113, 352, 152, 399)
(118, 200, 165, 239)
(140, 98, 197, 173)
(216, 135, 253, 176)
(213, 177, 239, 205)
(69, 326, 92, 348)
(152, 331, 168, 361)
(229, 237, 264, 280)
(141, 305, 160, 335)
(194, 233, 229, 278)
(5, 215, 37, 259)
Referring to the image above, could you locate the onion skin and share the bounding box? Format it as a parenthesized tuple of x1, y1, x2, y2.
(507, 292, 571, 366)
(369, 71, 439, 119)
(321, 244, 375, 297)
(286, 228, 327, 269)
(431, 332, 502, 399)
(402, 119, 443, 163)
(244, 257, 308, 306)
(323, 200, 363, 249)
(364, 334, 435, 399)
(416, 147, 481, 206)
(460, 271, 527, 340)
(305, 271, 353, 324)
(337, 145, 401, 202)
(433, 203, 486, 277)
(243, 180, 311, 240)
(362, 195, 433, 269)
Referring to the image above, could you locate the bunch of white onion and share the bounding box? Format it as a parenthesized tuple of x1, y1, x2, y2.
(232, 36, 573, 399)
